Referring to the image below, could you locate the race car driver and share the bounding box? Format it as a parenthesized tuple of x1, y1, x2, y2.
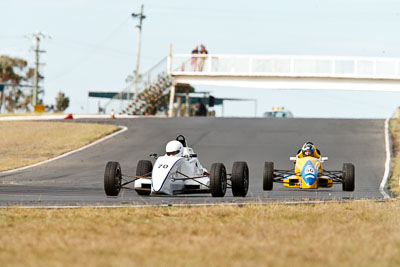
(296, 142, 321, 159)
(165, 140, 183, 157)
(296, 142, 323, 174)
(165, 137, 209, 175)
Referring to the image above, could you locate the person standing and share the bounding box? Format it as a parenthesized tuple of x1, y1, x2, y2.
(194, 98, 207, 116)
(190, 45, 199, 71)
(198, 45, 208, 71)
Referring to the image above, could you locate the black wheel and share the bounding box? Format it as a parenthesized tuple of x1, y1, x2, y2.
(104, 161, 122, 196)
(231, 161, 249, 197)
(210, 163, 227, 197)
(135, 160, 153, 196)
(263, 162, 274, 191)
(342, 163, 355, 191)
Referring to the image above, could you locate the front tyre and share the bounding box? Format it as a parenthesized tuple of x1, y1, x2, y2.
(210, 163, 227, 197)
(263, 162, 274, 191)
(231, 161, 249, 197)
(342, 163, 355, 191)
(135, 160, 153, 196)
(104, 161, 122, 196)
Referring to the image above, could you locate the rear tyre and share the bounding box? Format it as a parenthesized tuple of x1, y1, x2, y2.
(231, 161, 249, 197)
(135, 160, 153, 196)
(210, 163, 227, 197)
(342, 163, 355, 191)
(104, 161, 122, 196)
(263, 162, 274, 191)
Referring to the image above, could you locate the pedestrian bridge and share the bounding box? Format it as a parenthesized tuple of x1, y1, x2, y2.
(102, 53, 400, 117)
(168, 54, 400, 91)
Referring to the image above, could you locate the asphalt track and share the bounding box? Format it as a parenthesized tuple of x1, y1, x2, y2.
(0, 118, 389, 206)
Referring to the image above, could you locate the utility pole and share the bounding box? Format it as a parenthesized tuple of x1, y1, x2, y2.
(131, 4, 146, 104)
(26, 32, 50, 107)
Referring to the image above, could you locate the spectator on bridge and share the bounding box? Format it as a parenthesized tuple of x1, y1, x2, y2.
(198, 45, 208, 71)
(190, 45, 199, 71)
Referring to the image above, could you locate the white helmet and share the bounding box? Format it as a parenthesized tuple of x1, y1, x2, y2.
(166, 140, 183, 157)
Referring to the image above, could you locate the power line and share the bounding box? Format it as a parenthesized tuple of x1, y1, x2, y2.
(47, 16, 131, 83)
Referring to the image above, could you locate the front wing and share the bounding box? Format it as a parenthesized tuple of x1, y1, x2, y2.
(120, 171, 236, 194)
(273, 169, 345, 188)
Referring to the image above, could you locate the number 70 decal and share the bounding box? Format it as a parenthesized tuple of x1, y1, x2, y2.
(158, 164, 169, 169)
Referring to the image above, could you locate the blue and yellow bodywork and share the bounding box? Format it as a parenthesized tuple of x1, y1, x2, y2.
(283, 156, 332, 189)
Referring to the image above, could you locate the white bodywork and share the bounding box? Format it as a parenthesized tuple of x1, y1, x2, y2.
(134, 146, 209, 195)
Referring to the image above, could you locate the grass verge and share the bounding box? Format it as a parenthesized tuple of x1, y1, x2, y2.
(0, 121, 118, 172)
(390, 119, 400, 195)
(0, 201, 399, 267)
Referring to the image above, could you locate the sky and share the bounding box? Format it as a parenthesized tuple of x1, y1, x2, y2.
(1, 0, 400, 118)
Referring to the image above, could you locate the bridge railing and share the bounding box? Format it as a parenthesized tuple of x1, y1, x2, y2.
(170, 54, 400, 79)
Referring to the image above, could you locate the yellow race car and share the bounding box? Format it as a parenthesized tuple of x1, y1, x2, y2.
(263, 153, 355, 191)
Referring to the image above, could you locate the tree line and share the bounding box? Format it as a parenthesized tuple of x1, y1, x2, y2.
(0, 55, 69, 113)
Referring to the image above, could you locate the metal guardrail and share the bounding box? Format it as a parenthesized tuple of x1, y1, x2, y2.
(170, 54, 400, 79)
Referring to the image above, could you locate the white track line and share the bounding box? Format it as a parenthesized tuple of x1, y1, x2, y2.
(379, 118, 391, 199)
(0, 125, 128, 176)
(0, 198, 393, 209)
(0, 114, 158, 121)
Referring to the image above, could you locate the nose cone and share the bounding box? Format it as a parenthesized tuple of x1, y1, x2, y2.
(301, 160, 317, 186)
(151, 156, 183, 194)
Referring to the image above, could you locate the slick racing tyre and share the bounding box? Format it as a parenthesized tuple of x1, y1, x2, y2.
(342, 163, 355, 191)
(231, 161, 249, 197)
(263, 162, 274, 191)
(104, 161, 122, 196)
(135, 160, 153, 196)
(210, 163, 227, 197)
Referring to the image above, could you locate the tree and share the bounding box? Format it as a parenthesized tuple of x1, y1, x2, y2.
(55, 91, 69, 112)
(0, 56, 38, 112)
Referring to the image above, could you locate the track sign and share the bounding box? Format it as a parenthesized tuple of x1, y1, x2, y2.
(34, 104, 45, 113)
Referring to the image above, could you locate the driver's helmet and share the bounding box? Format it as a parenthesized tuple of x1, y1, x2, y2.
(166, 140, 183, 157)
(302, 142, 315, 157)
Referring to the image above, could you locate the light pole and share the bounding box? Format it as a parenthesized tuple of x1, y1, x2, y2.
(131, 4, 146, 104)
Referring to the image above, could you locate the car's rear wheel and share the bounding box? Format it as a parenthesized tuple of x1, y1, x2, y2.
(231, 161, 249, 197)
(135, 160, 153, 196)
(210, 163, 227, 197)
(263, 162, 274, 191)
(104, 161, 122, 196)
(342, 163, 355, 191)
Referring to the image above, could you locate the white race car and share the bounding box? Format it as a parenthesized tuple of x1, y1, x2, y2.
(104, 135, 249, 197)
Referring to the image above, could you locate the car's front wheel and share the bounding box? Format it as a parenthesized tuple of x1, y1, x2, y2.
(104, 161, 122, 196)
(263, 162, 274, 191)
(210, 163, 227, 197)
(231, 161, 249, 197)
(342, 163, 355, 191)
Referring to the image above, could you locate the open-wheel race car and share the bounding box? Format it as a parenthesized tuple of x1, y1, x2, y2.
(104, 135, 249, 197)
(263, 148, 355, 191)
